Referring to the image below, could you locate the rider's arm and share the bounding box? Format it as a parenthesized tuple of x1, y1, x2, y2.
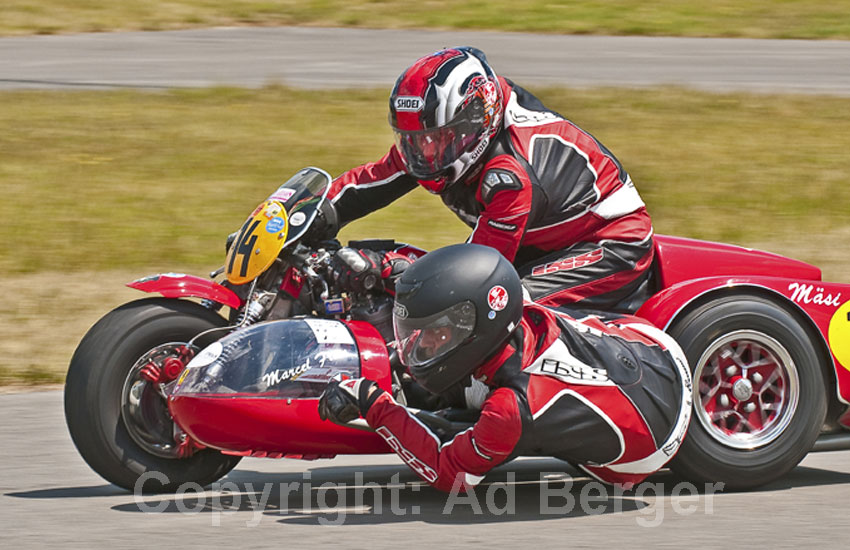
(327, 146, 419, 225)
(365, 387, 522, 492)
(468, 159, 534, 263)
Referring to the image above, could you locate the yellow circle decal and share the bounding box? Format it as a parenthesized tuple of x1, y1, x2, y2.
(828, 300, 850, 373)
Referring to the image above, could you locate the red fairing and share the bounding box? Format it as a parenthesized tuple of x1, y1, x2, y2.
(366, 388, 523, 493)
(169, 320, 395, 455)
(653, 234, 822, 286)
(169, 396, 391, 455)
(346, 320, 394, 390)
(127, 273, 242, 309)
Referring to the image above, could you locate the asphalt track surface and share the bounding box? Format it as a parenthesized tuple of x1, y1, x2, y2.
(2, 390, 849, 548)
(2, 26, 850, 94)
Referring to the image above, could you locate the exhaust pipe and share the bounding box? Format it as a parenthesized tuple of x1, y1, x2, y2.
(812, 433, 850, 452)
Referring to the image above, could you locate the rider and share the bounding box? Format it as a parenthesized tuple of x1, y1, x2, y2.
(329, 46, 654, 310)
(318, 244, 692, 492)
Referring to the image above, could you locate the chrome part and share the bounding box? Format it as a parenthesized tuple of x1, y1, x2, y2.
(242, 299, 266, 325)
(812, 433, 850, 452)
(121, 343, 197, 460)
(239, 288, 278, 328)
(303, 250, 332, 301)
(733, 378, 754, 401)
(694, 330, 800, 449)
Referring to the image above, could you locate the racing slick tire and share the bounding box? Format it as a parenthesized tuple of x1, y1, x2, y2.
(667, 295, 826, 490)
(65, 298, 242, 493)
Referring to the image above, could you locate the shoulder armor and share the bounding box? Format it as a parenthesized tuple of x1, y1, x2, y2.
(481, 168, 522, 204)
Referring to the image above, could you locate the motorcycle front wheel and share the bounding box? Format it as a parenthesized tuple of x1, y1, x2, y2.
(64, 297, 242, 493)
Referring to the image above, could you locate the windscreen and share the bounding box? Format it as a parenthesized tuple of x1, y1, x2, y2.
(271, 167, 331, 247)
(173, 319, 360, 399)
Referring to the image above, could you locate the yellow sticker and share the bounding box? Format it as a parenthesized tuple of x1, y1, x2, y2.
(828, 300, 850, 373)
(176, 368, 189, 386)
(225, 200, 288, 285)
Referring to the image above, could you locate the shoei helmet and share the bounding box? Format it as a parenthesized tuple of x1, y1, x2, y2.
(392, 243, 522, 394)
(389, 47, 503, 194)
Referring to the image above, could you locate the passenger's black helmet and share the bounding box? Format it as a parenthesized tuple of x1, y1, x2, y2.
(392, 243, 523, 394)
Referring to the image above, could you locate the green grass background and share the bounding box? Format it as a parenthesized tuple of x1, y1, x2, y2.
(3, 0, 850, 38)
(3, 86, 849, 276)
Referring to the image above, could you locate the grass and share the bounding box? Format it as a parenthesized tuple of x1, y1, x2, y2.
(1, 1, 850, 39)
(0, 86, 468, 274)
(2, 84, 850, 384)
(3, 85, 850, 274)
(0, 270, 141, 388)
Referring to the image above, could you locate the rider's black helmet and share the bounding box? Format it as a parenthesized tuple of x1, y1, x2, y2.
(392, 243, 523, 394)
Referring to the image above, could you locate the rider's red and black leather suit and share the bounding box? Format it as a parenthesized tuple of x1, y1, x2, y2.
(328, 77, 654, 310)
(364, 303, 692, 492)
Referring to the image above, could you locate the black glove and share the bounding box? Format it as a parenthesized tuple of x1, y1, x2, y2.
(332, 247, 384, 293)
(318, 378, 385, 424)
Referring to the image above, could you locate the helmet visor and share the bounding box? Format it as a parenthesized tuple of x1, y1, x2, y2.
(392, 99, 486, 180)
(394, 301, 477, 367)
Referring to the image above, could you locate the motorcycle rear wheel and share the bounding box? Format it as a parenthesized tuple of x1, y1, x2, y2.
(64, 297, 242, 493)
(667, 295, 826, 490)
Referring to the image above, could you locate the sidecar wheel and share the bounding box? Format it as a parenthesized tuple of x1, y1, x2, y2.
(64, 298, 242, 493)
(668, 295, 826, 490)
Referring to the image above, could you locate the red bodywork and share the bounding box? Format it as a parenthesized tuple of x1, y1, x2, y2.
(168, 321, 393, 456)
(640, 235, 849, 404)
(651, 235, 822, 287)
(128, 273, 242, 310)
(137, 234, 850, 458)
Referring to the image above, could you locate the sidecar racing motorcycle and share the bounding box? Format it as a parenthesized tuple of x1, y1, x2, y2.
(64, 167, 850, 492)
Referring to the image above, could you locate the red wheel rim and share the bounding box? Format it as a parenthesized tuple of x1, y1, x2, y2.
(694, 330, 799, 449)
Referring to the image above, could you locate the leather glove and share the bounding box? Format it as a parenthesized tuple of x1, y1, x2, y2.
(332, 247, 384, 293)
(318, 378, 385, 424)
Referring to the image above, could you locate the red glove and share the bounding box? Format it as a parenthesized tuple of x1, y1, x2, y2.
(332, 248, 383, 293)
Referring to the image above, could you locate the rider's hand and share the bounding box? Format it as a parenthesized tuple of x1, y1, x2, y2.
(332, 247, 384, 293)
(318, 378, 385, 424)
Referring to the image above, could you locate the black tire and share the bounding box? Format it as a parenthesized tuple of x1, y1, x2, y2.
(64, 298, 242, 493)
(668, 295, 826, 490)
